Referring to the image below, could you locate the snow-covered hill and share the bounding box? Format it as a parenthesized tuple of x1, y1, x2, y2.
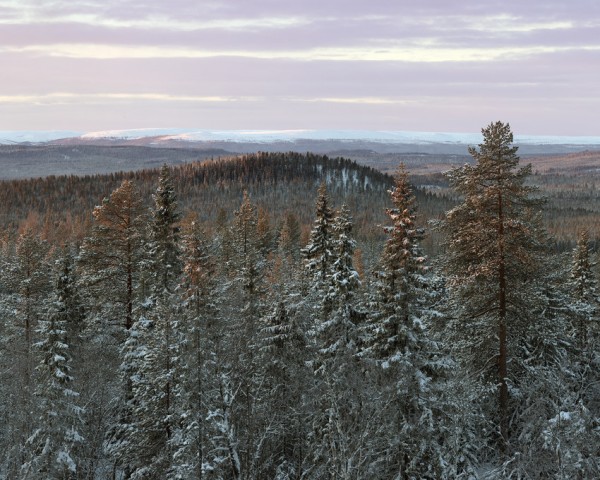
(78, 128, 600, 146)
(0, 130, 82, 144)
(1, 128, 599, 147)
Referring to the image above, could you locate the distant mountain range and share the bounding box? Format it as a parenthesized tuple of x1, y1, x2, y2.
(1, 129, 600, 155)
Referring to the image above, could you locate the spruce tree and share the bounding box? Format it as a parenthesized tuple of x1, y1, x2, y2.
(364, 165, 450, 478)
(570, 229, 599, 352)
(310, 204, 371, 479)
(225, 191, 270, 478)
(149, 164, 182, 295)
(302, 182, 335, 319)
(169, 215, 219, 479)
(22, 258, 84, 479)
(258, 296, 311, 478)
(319, 203, 360, 365)
(366, 164, 428, 361)
(2, 228, 51, 476)
(106, 165, 183, 478)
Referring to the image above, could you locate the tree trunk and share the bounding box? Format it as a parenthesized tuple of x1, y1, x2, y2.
(497, 191, 509, 449)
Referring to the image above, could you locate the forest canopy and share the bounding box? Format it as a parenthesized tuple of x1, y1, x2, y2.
(1, 124, 599, 479)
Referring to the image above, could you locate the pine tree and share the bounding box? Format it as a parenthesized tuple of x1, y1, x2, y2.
(442, 121, 548, 450)
(79, 179, 146, 331)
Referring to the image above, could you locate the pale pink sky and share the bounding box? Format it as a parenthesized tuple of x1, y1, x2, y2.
(1, 0, 599, 135)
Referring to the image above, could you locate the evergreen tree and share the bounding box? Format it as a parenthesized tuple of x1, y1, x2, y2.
(55, 252, 85, 354)
(149, 164, 182, 295)
(442, 121, 548, 450)
(570, 229, 599, 352)
(278, 211, 301, 261)
(106, 165, 183, 478)
(79, 179, 146, 331)
(310, 204, 372, 479)
(258, 288, 311, 478)
(256, 207, 273, 256)
(302, 182, 335, 319)
(232, 190, 264, 330)
(169, 215, 219, 479)
(22, 259, 84, 479)
(1, 228, 51, 476)
(366, 164, 428, 361)
(318, 204, 360, 365)
(364, 165, 452, 478)
(224, 191, 271, 478)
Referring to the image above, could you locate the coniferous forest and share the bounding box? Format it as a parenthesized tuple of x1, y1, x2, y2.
(1, 122, 599, 479)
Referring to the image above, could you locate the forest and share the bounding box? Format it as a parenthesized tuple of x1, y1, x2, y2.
(1, 121, 599, 479)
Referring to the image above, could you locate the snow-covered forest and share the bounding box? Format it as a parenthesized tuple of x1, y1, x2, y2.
(1, 121, 599, 479)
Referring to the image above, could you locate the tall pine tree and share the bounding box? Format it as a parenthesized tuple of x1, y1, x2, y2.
(442, 121, 547, 450)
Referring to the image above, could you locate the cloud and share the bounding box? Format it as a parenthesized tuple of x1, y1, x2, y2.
(0, 0, 599, 134)
(7, 42, 600, 63)
(295, 97, 414, 105)
(0, 92, 262, 105)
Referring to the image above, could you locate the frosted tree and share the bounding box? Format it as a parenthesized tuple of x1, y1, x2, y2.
(492, 259, 581, 478)
(530, 229, 600, 478)
(0, 228, 51, 476)
(318, 203, 360, 366)
(258, 293, 311, 478)
(78, 180, 148, 476)
(54, 252, 85, 357)
(106, 165, 183, 478)
(309, 204, 373, 479)
(22, 258, 84, 479)
(231, 191, 265, 336)
(366, 164, 428, 361)
(256, 207, 273, 255)
(149, 164, 182, 295)
(363, 165, 456, 478)
(217, 190, 273, 478)
(302, 182, 335, 319)
(79, 179, 147, 332)
(442, 121, 548, 451)
(570, 229, 599, 352)
(169, 215, 220, 479)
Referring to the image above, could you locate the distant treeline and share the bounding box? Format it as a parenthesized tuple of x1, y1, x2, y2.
(0, 151, 597, 253)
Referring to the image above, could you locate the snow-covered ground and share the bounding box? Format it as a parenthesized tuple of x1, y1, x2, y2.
(1, 128, 600, 146)
(80, 128, 600, 145)
(0, 130, 82, 143)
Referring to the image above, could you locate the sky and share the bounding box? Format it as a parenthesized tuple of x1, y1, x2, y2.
(1, 0, 599, 135)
